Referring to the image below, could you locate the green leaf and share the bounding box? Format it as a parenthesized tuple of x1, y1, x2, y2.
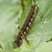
(0, 0, 52, 52)
(35, 42, 52, 52)
(15, 0, 52, 52)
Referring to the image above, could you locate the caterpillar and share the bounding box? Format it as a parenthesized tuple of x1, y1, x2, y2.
(14, 4, 38, 48)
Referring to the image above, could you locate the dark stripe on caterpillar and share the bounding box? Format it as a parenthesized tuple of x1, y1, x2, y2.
(14, 4, 38, 48)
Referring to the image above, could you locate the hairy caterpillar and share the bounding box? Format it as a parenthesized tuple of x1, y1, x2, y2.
(14, 4, 38, 48)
